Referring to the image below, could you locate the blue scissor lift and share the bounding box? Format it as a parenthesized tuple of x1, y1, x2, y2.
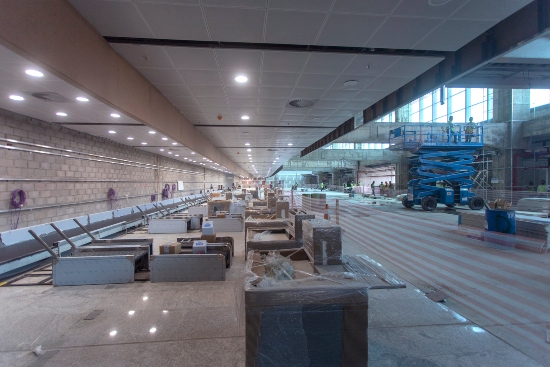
(389, 123, 485, 211)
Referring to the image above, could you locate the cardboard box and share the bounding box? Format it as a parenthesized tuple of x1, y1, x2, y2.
(202, 221, 215, 235)
(207, 200, 231, 216)
(302, 219, 342, 265)
(192, 240, 208, 254)
(276, 201, 290, 219)
(488, 198, 512, 209)
(244, 250, 368, 367)
(160, 242, 181, 254)
(201, 234, 217, 243)
(216, 213, 226, 218)
(267, 197, 277, 209)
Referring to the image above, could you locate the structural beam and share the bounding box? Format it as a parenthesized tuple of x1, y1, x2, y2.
(301, 0, 550, 157)
(104, 37, 445, 58)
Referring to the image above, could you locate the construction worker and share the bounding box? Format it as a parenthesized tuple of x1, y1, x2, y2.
(527, 181, 536, 191)
(447, 116, 457, 143)
(388, 182, 393, 189)
(465, 117, 476, 143)
(537, 180, 547, 193)
(319, 182, 325, 191)
(371, 181, 375, 195)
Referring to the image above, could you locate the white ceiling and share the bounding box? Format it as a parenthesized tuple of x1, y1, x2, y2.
(0, 45, 234, 175)
(0, 0, 535, 177)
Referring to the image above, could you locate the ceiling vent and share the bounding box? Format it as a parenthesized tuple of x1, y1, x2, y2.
(26, 92, 72, 103)
(288, 99, 316, 108)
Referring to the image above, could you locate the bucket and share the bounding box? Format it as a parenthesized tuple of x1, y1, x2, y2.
(484, 209, 516, 235)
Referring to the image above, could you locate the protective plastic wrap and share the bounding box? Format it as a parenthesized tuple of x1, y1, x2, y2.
(207, 200, 231, 216)
(238, 249, 405, 367)
(302, 219, 342, 265)
(276, 200, 289, 219)
(288, 211, 315, 241)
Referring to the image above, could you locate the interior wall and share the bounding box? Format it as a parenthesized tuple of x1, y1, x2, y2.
(0, 108, 233, 231)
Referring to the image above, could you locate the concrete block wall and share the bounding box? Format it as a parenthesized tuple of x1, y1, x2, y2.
(0, 108, 234, 231)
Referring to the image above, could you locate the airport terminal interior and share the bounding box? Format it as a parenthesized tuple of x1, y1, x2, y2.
(1, 0, 550, 366)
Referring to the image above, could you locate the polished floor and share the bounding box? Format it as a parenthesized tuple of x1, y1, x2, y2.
(0, 198, 547, 367)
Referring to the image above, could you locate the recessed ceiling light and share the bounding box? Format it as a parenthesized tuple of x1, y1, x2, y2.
(247, 149, 251, 152)
(108, 130, 116, 134)
(25, 69, 44, 77)
(162, 137, 168, 140)
(168, 152, 172, 154)
(127, 137, 134, 140)
(148, 131, 156, 134)
(128, 310, 135, 315)
(288, 143, 293, 146)
(191, 152, 195, 154)
(343, 80, 359, 88)
(160, 149, 164, 151)
(184, 157, 188, 160)
(111, 113, 121, 118)
(245, 143, 250, 146)
(56, 112, 67, 117)
(141, 142, 147, 145)
(149, 327, 157, 333)
(172, 142, 177, 145)
(248, 154, 251, 157)
(110, 330, 117, 336)
(241, 115, 249, 120)
(9, 95, 24, 101)
(235, 75, 248, 83)
(175, 154, 179, 157)
(76, 97, 89, 102)
(203, 158, 207, 160)
(193, 160, 196, 162)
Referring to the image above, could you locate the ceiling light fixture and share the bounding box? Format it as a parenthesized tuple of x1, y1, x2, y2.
(108, 130, 116, 134)
(149, 131, 156, 134)
(168, 152, 172, 154)
(172, 142, 177, 145)
(160, 149, 164, 151)
(76, 97, 89, 102)
(56, 112, 67, 116)
(9, 95, 24, 101)
(247, 149, 251, 152)
(241, 115, 249, 120)
(288, 143, 293, 146)
(110, 330, 117, 336)
(175, 154, 179, 157)
(141, 142, 147, 145)
(162, 137, 168, 140)
(343, 80, 358, 88)
(111, 113, 121, 118)
(191, 152, 195, 155)
(127, 137, 134, 140)
(245, 143, 250, 146)
(25, 69, 44, 77)
(235, 75, 248, 83)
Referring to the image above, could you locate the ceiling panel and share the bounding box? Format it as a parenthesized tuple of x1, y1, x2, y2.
(321, 89, 359, 101)
(344, 54, 400, 75)
(316, 13, 385, 47)
(265, 10, 327, 45)
(111, 44, 174, 68)
(259, 87, 293, 99)
(215, 49, 263, 72)
(136, 3, 208, 40)
(413, 19, 500, 51)
(178, 69, 222, 85)
(260, 72, 300, 88)
(303, 53, 355, 74)
(290, 88, 325, 99)
(68, 0, 153, 38)
(202, 0, 266, 7)
(366, 17, 442, 49)
(393, 0, 469, 18)
(451, 0, 533, 21)
(204, 7, 265, 43)
(296, 74, 338, 89)
(262, 51, 310, 73)
(366, 76, 411, 91)
(154, 84, 193, 97)
(136, 68, 183, 84)
(268, 0, 333, 11)
(258, 98, 289, 107)
(331, 0, 400, 14)
(383, 56, 443, 78)
(225, 86, 259, 98)
(164, 48, 218, 70)
(187, 85, 225, 97)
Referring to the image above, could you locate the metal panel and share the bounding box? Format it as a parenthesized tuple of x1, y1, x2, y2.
(150, 254, 226, 282)
(52, 255, 135, 286)
(148, 218, 189, 233)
